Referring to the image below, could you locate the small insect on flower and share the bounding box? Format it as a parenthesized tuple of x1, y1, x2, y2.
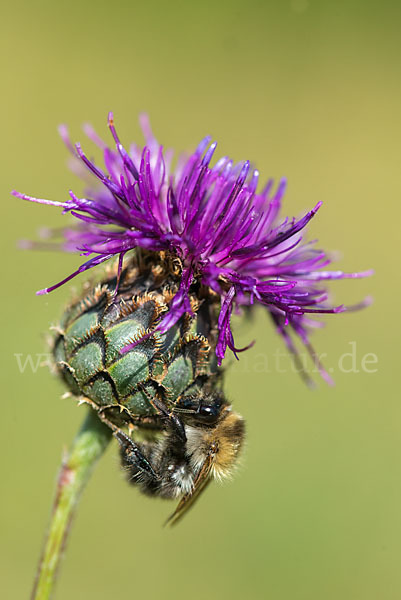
(14, 113, 371, 522)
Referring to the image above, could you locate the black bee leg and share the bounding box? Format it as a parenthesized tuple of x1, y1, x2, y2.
(152, 396, 187, 441)
(138, 386, 186, 442)
(114, 430, 160, 481)
(93, 400, 164, 486)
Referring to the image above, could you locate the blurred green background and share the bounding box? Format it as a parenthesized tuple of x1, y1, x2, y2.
(1, 1, 399, 598)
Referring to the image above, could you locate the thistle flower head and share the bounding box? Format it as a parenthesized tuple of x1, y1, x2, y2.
(14, 113, 372, 383)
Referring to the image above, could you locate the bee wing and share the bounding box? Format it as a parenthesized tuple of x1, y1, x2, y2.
(165, 454, 214, 527)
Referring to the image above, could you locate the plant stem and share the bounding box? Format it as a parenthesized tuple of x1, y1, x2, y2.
(31, 409, 113, 600)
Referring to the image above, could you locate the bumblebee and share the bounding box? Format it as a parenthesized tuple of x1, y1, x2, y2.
(53, 253, 245, 523)
(116, 392, 244, 524)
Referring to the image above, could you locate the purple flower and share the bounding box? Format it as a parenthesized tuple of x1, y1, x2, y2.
(13, 113, 372, 383)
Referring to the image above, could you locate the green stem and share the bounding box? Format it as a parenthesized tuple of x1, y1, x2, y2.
(31, 409, 113, 600)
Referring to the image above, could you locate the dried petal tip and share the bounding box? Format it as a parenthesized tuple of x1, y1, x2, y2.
(14, 113, 372, 382)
